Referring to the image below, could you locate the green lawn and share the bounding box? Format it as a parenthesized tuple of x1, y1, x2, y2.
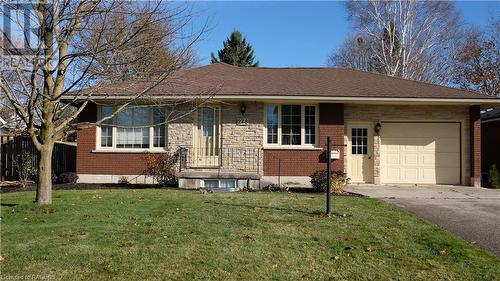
(0, 189, 499, 281)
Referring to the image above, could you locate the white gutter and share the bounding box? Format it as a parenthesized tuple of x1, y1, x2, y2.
(0, 117, 6, 126)
(75, 94, 500, 104)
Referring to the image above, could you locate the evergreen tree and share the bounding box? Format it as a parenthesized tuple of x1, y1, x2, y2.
(211, 30, 259, 67)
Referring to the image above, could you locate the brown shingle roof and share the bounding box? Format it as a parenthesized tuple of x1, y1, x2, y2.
(83, 63, 496, 100)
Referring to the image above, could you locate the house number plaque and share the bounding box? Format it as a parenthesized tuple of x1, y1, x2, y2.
(236, 118, 249, 126)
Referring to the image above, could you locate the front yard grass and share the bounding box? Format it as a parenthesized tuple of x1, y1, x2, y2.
(0, 189, 499, 281)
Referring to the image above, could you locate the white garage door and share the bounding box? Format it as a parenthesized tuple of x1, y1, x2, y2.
(380, 122, 460, 184)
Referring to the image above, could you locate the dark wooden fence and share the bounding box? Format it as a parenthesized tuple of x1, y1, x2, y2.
(0, 135, 76, 181)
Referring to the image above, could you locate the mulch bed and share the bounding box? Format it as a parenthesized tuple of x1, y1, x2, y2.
(1, 182, 363, 197)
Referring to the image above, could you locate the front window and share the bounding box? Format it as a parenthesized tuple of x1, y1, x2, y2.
(265, 104, 318, 146)
(281, 105, 301, 145)
(304, 106, 316, 144)
(100, 106, 113, 148)
(266, 105, 278, 144)
(98, 105, 166, 149)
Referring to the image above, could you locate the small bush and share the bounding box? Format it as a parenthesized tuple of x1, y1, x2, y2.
(13, 152, 37, 188)
(262, 183, 289, 192)
(118, 176, 130, 186)
(488, 164, 500, 189)
(143, 152, 178, 186)
(310, 170, 350, 195)
(58, 172, 79, 184)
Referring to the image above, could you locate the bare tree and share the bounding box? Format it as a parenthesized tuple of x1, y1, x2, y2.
(327, 34, 375, 72)
(78, 2, 195, 82)
(330, 0, 462, 85)
(0, 1, 209, 205)
(453, 18, 499, 96)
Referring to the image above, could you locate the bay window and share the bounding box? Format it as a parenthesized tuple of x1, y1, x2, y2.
(98, 105, 166, 150)
(265, 104, 318, 146)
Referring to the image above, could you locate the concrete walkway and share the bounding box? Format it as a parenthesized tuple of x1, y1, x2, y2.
(347, 184, 500, 257)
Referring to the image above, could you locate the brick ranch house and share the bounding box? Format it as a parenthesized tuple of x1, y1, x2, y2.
(74, 63, 499, 189)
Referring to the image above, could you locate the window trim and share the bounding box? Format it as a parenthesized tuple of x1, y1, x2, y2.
(263, 103, 319, 148)
(95, 105, 167, 152)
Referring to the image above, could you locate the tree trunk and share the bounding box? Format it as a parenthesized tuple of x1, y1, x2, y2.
(36, 143, 54, 205)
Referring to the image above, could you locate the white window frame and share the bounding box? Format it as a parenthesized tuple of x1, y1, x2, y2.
(95, 105, 167, 152)
(201, 179, 237, 189)
(263, 103, 319, 148)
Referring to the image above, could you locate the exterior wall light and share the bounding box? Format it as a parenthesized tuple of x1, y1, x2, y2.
(240, 104, 246, 115)
(375, 122, 382, 135)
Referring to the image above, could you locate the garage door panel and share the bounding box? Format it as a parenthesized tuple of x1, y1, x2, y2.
(386, 153, 400, 164)
(435, 139, 461, 153)
(404, 154, 418, 165)
(422, 168, 436, 180)
(405, 168, 418, 180)
(386, 168, 401, 180)
(381, 123, 460, 185)
(421, 153, 435, 165)
(435, 153, 460, 167)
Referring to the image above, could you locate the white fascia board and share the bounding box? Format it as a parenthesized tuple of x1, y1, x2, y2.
(80, 94, 500, 105)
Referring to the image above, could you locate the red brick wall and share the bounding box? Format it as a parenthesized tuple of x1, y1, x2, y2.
(76, 103, 151, 175)
(470, 105, 481, 187)
(263, 103, 345, 176)
(482, 120, 500, 177)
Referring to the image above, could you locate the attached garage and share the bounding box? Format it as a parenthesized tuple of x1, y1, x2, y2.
(380, 122, 461, 185)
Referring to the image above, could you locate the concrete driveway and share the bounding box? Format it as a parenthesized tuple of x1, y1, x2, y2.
(347, 184, 500, 257)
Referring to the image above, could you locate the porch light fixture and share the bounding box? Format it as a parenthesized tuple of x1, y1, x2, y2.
(375, 122, 382, 135)
(240, 104, 246, 115)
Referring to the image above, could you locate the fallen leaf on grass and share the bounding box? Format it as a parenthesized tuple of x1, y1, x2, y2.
(439, 248, 450, 255)
(470, 241, 477, 245)
(0, 256, 5, 262)
(331, 256, 340, 260)
(366, 247, 373, 252)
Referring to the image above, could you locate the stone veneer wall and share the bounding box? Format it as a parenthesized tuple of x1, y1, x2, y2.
(344, 104, 471, 185)
(168, 101, 264, 175)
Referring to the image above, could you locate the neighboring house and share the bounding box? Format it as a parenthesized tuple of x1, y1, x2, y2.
(481, 108, 500, 182)
(74, 63, 500, 188)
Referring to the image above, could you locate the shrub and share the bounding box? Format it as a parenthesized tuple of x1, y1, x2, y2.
(262, 183, 289, 192)
(13, 152, 37, 188)
(143, 152, 178, 186)
(488, 164, 500, 189)
(310, 170, 350, 195)
(118, 176, 130, 186)
(58, 172, 79, 184)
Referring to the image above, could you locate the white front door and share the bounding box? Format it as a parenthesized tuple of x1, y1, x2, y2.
(348, 124, 374, 183)
(195, 106, 220, 166)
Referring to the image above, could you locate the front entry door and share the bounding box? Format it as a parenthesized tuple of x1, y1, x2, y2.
(348, 124, 374, 183)
(195, 106, 220, 166)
